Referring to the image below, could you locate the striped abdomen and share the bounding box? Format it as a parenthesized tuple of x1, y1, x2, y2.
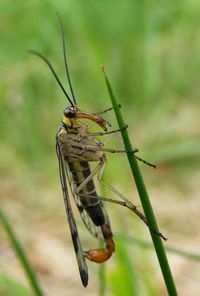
(67, 160, 106, 226)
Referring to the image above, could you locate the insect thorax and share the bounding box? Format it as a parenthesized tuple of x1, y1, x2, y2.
(57, 124, 103, 163)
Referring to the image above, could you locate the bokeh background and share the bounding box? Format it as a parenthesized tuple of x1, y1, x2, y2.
(1, 1, 200, 295)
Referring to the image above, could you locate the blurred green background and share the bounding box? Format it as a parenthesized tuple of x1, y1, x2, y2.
(1, 0, 200, 295)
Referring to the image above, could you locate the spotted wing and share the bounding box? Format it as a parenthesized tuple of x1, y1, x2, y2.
(56, 139, 88, 287)
(76, 196, 110, 241)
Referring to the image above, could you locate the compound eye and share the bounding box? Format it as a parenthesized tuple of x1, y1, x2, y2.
(63, 107, 75, 118)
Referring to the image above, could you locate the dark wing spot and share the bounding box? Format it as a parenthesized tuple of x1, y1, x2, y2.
(71, 230, 79, 253)
(80, 269, 88, 287)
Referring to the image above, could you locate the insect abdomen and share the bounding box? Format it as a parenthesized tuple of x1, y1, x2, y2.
(68, 160, 106, 226)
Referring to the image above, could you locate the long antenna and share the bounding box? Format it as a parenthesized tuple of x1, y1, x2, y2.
(56, 12, 77, 106)
(29, 50, 74, 107)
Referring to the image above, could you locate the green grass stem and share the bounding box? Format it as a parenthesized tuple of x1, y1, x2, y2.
(0, 209, 44, 296)
(102, 67, 178, 296)
(98, 258, 106, 296)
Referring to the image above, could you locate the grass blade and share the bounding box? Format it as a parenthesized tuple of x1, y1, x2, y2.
(0, 209, 44, 296)
(108, 240, 139, 296)
(98, 257, 106, 296)
(0, 271, 35, 296)
(102, 67, 178, 296)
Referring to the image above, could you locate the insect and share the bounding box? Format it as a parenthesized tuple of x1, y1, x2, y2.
(30, 14, 166, 287)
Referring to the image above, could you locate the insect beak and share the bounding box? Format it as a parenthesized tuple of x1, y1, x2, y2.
(75, 110, 108, 131)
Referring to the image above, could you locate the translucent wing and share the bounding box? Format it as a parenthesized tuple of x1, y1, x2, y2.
(56, 139, 88, 287)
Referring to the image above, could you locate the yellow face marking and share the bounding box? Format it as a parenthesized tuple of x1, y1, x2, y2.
(63, 115, 79, 128)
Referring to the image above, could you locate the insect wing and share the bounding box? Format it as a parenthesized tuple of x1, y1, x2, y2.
(56, 139, 88, 287)
(76, 198, 110, 241)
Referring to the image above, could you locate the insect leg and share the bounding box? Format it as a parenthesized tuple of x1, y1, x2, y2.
(135, 155, 156, 169)
(80, 125, 131, 157)
(80, 124, 128, 137)
(80, 131, 156, 168)
(80, 190, 166, 240)
(73, 156, 136, 199)
(81, 144, 138, 154)
(93, 104, 121, 116)
(75, 161, 104, 194)
(73, 156, 166, 240)
(96, 157, 167, 240)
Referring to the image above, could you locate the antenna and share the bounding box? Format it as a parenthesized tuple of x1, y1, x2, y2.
(29, 50, 74, 107)
(56, 12, 77, 106)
